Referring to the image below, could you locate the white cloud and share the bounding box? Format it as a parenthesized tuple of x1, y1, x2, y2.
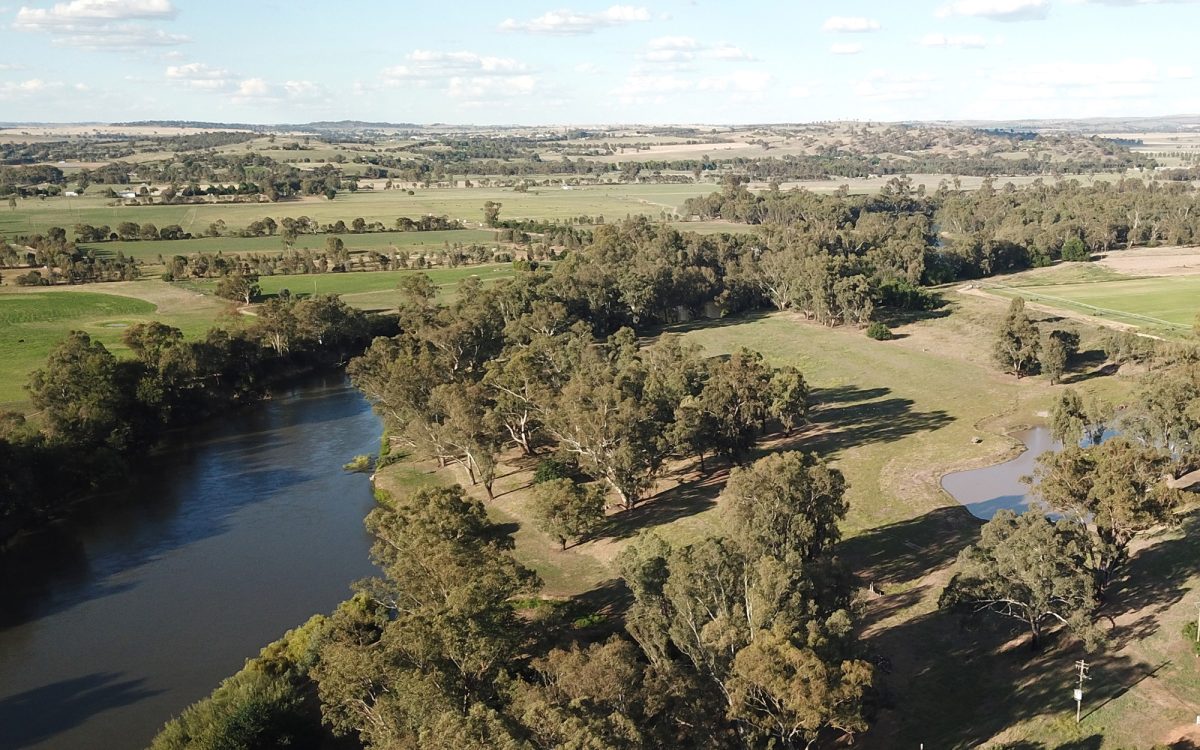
(697, 70, 771, 93)
(14, 0, 186, 48)
(165, 62, 232, 90)
(382, 50, 530, 81)
(935, 0, 1050, 21)
(920, 32, 989, 48)
(0, 63, 26, 70)
(498, 5, 650, 34)
(1167, 65, 1194, 79)
(236, 78, 269, 98)
(830, 43, 864, 55)
(855, 71, 939, 101)
(14, 0, 175, 26)
(710, 43, 754, 61)
(639, 37, 756, 65)
(0, 78, 65, 98)
(447, 75, 537, 100)
(788, 84, 812, 98)
(821, 15, 881, 32)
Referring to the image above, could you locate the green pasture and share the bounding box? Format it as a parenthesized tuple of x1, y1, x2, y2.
(988, 273, 1200, 335)
(80, 228, 500, 261)
(0, 290, 165, 411)
(0, 183, 713, 238)
(188, 263, 516, 311)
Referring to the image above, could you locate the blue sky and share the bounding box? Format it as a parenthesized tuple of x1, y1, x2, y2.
(0, 0, 1197, 124)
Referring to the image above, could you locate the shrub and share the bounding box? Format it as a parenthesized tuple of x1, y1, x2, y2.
(1184, 621, 1200, 656)
(866, 321, 894, 340)
(533, 457, 573, 484)
(1060, 237, 1091, 262)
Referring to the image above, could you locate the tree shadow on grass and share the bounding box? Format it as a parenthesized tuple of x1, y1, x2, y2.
(800, 384, 953, 457)
(839, 505, 981, 587)
(0, 671, 162, 749)
(602, 470, 728, 541)
(1101, 509, 1200, 643)
(873, 306, 951, 328)
(863, 604, 1145, 749)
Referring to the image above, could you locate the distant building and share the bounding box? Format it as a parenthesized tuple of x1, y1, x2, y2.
(63, 191, 78, 197)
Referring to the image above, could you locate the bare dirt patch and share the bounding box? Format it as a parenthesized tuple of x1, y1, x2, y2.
(1098, 245, 1200, 277)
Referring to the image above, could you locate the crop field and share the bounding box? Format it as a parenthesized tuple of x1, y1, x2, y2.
(80, 229, 500, 262)
(0, 183, 714, 238)
(985, 265, 1200, 336)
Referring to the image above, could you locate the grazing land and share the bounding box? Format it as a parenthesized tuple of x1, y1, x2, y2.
(981, 258, 1200, 336)
(0, 285, 226, 411)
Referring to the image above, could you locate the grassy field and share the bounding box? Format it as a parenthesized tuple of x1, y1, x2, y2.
(0, 183, 714, 238)
(81, 228, 501, 261)
(983, 263, 1199, 336)
(0, 284, 228, 411)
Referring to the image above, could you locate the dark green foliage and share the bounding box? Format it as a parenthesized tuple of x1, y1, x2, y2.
(941, 509, 1098, 649)
(866, 321, 894, 340)
(1060, 236, 1091, 262)
(533, 457, 573, 484)
(993, 297, 1041, 378)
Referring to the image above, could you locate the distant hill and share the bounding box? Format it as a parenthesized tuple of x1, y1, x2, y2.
(920, 114, 1200, 133)
(110, 119, 422, 132)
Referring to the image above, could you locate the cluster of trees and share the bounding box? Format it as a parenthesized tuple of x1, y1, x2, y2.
(942, 433, 1183, 647)
(992, 298, 1081, 383)
(943, 355, 1199, 648)
(685, 177, 1200, 283)
(0, 296, 391, 544)
(154, 447, 873, 749)
(73, 221, 190, 242)
(0, 231, 139, 283)
(160, 242, 506, 282)
(349, 270, 809, 507)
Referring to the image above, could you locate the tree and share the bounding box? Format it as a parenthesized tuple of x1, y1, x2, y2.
(940, 509, 1097, 649)
(530, 478, 606, 549)
(215, 273, 261, 305)
(726, 624, 873, 748)
(1049, 388, 1111, 447)
(721, 452, 847, 565)
(768, 366, 809, 435)
(993, 297, 1041, 378)
(1030, 438, 1183, 587)
(27, 331, 130, 448)
(313, 485, 539, 749)
(1039, 328, 1079, 385)
(482, 201, 502, 228)
(1060, 236, 1090, 262)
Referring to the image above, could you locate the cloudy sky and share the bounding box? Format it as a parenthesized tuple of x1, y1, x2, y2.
(0, 0, 1197, 124)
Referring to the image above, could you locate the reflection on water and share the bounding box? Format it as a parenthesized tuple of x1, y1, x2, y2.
(0, 377, 381, 750)
(941, 427, 1061, 521)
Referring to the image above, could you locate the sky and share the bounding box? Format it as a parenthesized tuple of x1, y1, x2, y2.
(0, 0, 1198, 125)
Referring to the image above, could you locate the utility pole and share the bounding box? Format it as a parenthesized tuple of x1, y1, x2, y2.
(1074, 660, 1090, 724)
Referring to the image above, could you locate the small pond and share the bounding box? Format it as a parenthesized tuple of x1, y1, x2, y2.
(941, 427, 1060, 521)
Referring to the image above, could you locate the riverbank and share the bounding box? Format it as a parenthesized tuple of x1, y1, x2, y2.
(0, 378, 382, 750)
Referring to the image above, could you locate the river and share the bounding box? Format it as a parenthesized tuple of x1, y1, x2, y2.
(0, 377, 381, 750)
